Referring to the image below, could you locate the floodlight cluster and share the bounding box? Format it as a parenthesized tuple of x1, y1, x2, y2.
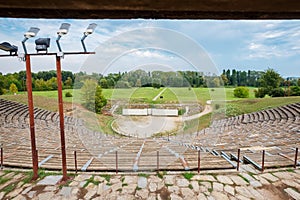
(0, 23, 97, 56)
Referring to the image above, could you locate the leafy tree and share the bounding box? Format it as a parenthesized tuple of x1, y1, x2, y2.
(259, 69, 283, 90)
(94, 86, 107, 114)
(9, 83, 18, 94)
(64, 77, 73, 88)
(115, 81, 131, 88)
(48, 77, 58, 90)
(226, 69, 231, 85)
(81, 79, 97, 112)
(81, 79, 107, 114)
(135, 79, 142, 87)
(233, 87, 249, 98)
(231, 69, 237, 86)
(99, 78, 108, 89)
(221, 74, 229, 86)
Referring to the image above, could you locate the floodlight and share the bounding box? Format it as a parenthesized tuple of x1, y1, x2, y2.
(57, 23, 71, 36)
(84, 23, 97, 36)
(22, 27, 40, 55)
(24, 27, 40, 39)
(35, 38, 50, 53)
(56, 23, 71, 52)
(0, 42, 18, 55)
(81, 23, 97, 52)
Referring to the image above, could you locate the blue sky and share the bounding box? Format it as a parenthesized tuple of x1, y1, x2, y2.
(0, 18, 300, 77)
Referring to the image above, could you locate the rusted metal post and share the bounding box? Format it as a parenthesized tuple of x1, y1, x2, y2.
(116, 151, 118, 174)
(237, 149, 240, 171)
(25, 54, 39, 180)
(198, 150, 200, 174)
(157, 150, 159, 171)
(262, 150, 265, 172)
(0, 147, 2, 170)
(74, 151, 77, 173)
(56, 55, 68, 181)
(294, 147, 298, 168)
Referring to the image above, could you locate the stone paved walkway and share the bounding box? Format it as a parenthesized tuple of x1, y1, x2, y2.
(0, 168, 300, 200)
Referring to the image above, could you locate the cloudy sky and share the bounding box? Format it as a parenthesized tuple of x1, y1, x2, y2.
(0, 18, 300, 77)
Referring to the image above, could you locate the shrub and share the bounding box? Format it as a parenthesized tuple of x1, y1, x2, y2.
(269, 88, 285, 97)
(65, 91, 72, 97)
(233, 87, 249, 98)
(290, 86, 300, 96)
(254, 88, 268, 98)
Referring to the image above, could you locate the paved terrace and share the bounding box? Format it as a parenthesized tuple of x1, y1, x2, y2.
(0, 168, 299, 199)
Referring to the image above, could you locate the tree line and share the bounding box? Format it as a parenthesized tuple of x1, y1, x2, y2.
(0, 70, 74, 94)
(1, 69, 300, 96)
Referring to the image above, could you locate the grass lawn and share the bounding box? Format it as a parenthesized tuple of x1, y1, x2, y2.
(1, 86, 299, 119)
(0, 94, 72, 112)
(225, 96, 300, 116)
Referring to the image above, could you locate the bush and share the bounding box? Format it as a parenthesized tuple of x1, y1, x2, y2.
(233, 87, 249, 98)
(254, 88, 268, 98)
(65, 91, 72, 97)
(290, 86, 300, 96)
(269, 88, 285, 97)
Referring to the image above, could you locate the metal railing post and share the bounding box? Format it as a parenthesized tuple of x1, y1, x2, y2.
(116, 151, 118, 174)
(157, 150, 159, 171)
(262, 150, 265, 172)
(294, 147, 298, 168)
(198, 150, 200, 174)
(74, 151, 77, 173)
(237, 149, 240, 171)
(1, 147, 3, 170)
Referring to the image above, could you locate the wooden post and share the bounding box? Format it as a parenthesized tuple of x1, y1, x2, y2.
(294, 148, 298, 168)
(237, 149, 240, 171)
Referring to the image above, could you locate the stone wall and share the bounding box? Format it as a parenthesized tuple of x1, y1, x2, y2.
(122, 108, 178, 116)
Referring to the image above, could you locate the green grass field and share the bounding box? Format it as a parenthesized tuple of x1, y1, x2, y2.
(14, 87, 256, 104)
(2, 87, 300, 118)
(2, 86, 300, 134)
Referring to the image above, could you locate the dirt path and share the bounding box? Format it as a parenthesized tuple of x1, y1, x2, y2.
(182, 102, 213, 121)
(152, 88, 167, 101)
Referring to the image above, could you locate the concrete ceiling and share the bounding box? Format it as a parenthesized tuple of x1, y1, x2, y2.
(1, 0, 300, 19)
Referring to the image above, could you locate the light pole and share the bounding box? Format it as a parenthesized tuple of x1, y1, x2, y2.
(1, 23, 96, 181)
(55, 23, 97, 181)
(22, 27, 40, 180)
(55, 23, 71, 181)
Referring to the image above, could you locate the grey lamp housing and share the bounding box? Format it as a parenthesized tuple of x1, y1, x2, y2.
(0, 42, 18, 55)
(35, 38, 50, 53)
